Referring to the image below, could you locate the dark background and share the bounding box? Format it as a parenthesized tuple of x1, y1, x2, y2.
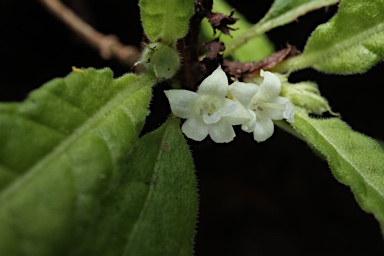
(1, 0, 384, 255)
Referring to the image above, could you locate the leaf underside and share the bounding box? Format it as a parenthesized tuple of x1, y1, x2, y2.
(139, 0, 194, 43)
(76, 115, 198, 256)
(0, 68, 154, 255)
(293, 110, 384, 234)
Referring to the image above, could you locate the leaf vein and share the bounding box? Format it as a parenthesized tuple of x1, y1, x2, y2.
(0, 75, 155, 200)
(303, 116, 384, 198)
(122, 122, 171, 255)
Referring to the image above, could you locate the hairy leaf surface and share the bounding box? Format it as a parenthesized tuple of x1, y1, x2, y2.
(279, 0, 384, 73)
(0, 68, 154, 255)
(293, 109, 384, 233)
(139, 0, 194, 43)
(75, 115, 198, 256)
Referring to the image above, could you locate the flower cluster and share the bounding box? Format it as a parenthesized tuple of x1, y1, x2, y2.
(165, 66, 294, 143)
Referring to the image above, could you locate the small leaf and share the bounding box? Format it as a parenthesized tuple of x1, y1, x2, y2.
(293, 109, 384, 234)
(277, 0, 384, 73)
(139, 0, 194, 43)
(75, 115, 198, 256)
(224, 0, 338, 59)
(0, 68, 154, 255)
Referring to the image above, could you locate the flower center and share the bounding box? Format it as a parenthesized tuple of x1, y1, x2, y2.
(195, 95, 222, 116)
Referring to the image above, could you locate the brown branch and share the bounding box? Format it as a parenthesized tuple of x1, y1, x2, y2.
(177, 0, 213, 90)
(38, 0, 140, 68)
(223, 45, 301, 79)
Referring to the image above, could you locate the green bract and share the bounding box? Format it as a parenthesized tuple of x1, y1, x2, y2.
(0, 68, 154, 255)
(276, 0, 384, 73)
(139, 0, 194, 44)
(293, 109, 384, 234)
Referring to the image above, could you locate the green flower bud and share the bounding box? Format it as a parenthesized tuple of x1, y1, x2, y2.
(139, 42, 180, 81)
(280, 80, 335, 116)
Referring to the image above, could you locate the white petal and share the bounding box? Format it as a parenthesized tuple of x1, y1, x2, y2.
(203, 112, 221, 124)
(182, 117, 209, 141)
(203, 99, 237, 124)
(198, 66, 228, 98)
(229, 81, 258, 106)
(263, 97, 289, 120)
(283, 101, 295, 123)
(165, 90, 198, 118)
(258, 70, 281, 100)
(253, 117, 274, 142)
(241, 111, 256, 133)
(217, 99, 238, 116)
(208, 120, 236, 143)
(264, 97, 295, 122)
(222, 99, 253, 125)
(263, 108, 284, 120)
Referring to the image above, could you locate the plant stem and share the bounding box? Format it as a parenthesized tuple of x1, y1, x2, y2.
(38, 0, 140, 68)
(270, 54, 312, 73)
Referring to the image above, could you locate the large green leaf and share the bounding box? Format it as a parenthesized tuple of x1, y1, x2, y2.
(224, 0, 338, 57)
(276, 0, 384, 73)
(76, 115, 198, 256)
(293, 109, 384, 233)
(200, 0, 274, 62)
(139, 0, 194, 43)
(0, 68, 154, 255)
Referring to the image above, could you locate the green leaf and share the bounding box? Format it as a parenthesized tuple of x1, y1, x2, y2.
(0, 68, 154, 255)
(292, 109, 384, 234)
(200, 0, 274, 62)
(275, 0, 384, 74)
(76, 115, 198, 256)
(139, 0, 194, 43)
(224, 0, 338, 58)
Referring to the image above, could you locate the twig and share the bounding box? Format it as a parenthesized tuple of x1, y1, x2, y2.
(38, 0, 140, 68)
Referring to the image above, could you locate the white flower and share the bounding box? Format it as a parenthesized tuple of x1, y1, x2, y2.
(165, 66, 251, 143)
(229, 70, 294, 142)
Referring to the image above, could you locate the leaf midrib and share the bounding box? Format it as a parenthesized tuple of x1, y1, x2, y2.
(0, 74, 155, 200)
(122, 120, 171, 255)
(299, 114, 384, 199)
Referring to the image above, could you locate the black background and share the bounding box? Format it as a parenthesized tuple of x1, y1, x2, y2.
(1, 0, 384, 255)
